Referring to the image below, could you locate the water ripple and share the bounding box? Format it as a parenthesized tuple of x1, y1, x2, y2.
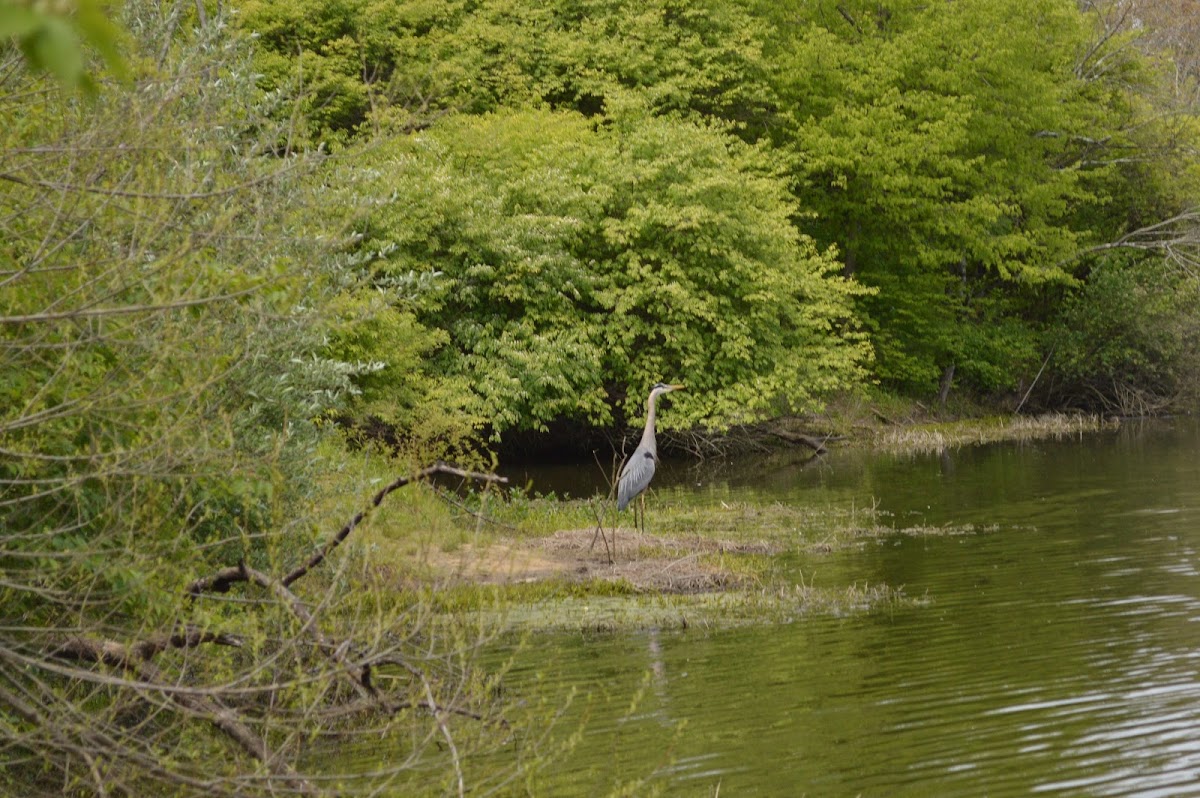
(333, 422, 1200, 796)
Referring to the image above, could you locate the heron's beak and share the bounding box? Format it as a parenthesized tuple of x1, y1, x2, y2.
(668, 383, 685, 392)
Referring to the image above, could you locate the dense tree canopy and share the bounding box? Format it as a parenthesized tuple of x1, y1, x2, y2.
(231, 0, 1200, 424)
(234, 0, 778, 146)
(331, 108, 870, 431)
(761, 0, 1155, 394)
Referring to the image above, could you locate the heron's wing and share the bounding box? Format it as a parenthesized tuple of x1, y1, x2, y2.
(616, 447, 656, 510)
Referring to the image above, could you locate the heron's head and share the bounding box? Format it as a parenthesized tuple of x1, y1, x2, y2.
(648, 382, 685, 405)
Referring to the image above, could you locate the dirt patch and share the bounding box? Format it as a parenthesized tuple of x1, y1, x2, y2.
(424, 528, 774, 593)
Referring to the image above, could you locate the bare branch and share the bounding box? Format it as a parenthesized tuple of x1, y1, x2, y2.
(129, 626, 245, 660)
(0, 156, 308, 201)
(242, 565, 376, 701)
(1061, 206, 1200, 269)
(188, 464, 507, 597)
(41, 635, 316, 793)
(0, 285, 266, 325)
(836, 4, 863, 35)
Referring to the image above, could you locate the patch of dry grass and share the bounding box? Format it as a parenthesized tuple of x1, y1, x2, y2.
(869, 413, 1117, 454)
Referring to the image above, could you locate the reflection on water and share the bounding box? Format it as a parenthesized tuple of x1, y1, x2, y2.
(370, 420, 1200, 794)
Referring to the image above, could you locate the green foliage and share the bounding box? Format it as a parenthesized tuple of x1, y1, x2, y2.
(226, 0, 1200, 420)
(337, 108, 872, 431)
(232, 0, 777, 146)
(0, 4, 386, 789)
(499, 0, 778, 133)
(0, 0, 127, 92)
(2, 4, 533, 796)
(1048, 256, 1200, 411)
(321, 285, 483, 452)
(1, 11, 342, 578)
(759, 0, 1161, 396)
(595, 114, 873, 425)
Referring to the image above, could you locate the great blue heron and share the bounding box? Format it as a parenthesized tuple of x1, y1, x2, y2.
(616, 382, 684, 533)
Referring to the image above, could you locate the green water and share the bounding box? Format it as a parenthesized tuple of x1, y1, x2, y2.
(364, 420, 1200, 794)
(495, 420, 1200, 795)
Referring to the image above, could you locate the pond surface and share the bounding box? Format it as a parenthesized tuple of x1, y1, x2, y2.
(491, 419, 1200, 795)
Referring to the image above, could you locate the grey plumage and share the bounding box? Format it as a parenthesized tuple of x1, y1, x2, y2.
(616, 383, 684, 526)
(616, 447, 656, 511)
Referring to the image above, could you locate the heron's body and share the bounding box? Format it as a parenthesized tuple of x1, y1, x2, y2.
(616, 383, 683, 531)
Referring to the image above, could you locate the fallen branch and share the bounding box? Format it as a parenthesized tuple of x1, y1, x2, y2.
(51, 626, 243, 666)
(134, 659, 287, 778)
(242, 564, 377, 701)
(0, 679, 234, 794)
(186, 564, 250, 597)
(131, 625, 244, 659)
(281, 462, 507, 588)
(766, 428, 835, 454)
(186, 462, 508, 597)
(101, 462, 508, 792)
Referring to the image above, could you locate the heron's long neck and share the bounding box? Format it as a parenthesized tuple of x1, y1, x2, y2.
(640, 394, 659, 451)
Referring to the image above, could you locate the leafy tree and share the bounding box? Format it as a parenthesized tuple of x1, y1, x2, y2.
(320, 267, 484, 453)
(1047, 254, 1200, 413)
(1, 6, 505, 795)
(232, 0, 778, 145)
(230, 0, 1200, 417)
(337, 108, 872, 432)
(595, 112, 873, 426)
(759, 0, 1153, 397)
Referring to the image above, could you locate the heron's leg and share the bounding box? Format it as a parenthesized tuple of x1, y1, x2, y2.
(639, 493, 647, 534)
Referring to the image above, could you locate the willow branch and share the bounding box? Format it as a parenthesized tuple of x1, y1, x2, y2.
(418, 668, 465, 798)
(0, 286, 265, 325)
(0, 157, 307, 200)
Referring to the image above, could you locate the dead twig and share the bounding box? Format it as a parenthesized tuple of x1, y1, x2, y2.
(433, 485, 517, 530)
(1014, 347, 1055, 415)
(242, 563, 377, 701)
(587, 499, 614, 564)
(766, 428, 832, 455)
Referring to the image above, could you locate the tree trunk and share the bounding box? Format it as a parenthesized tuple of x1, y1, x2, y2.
(938, 363, 956, 408)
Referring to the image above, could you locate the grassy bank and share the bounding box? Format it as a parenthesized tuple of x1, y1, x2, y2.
(310, 408, 1104, 632)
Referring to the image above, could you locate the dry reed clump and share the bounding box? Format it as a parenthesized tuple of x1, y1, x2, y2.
(871, 413, 1116, 453)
